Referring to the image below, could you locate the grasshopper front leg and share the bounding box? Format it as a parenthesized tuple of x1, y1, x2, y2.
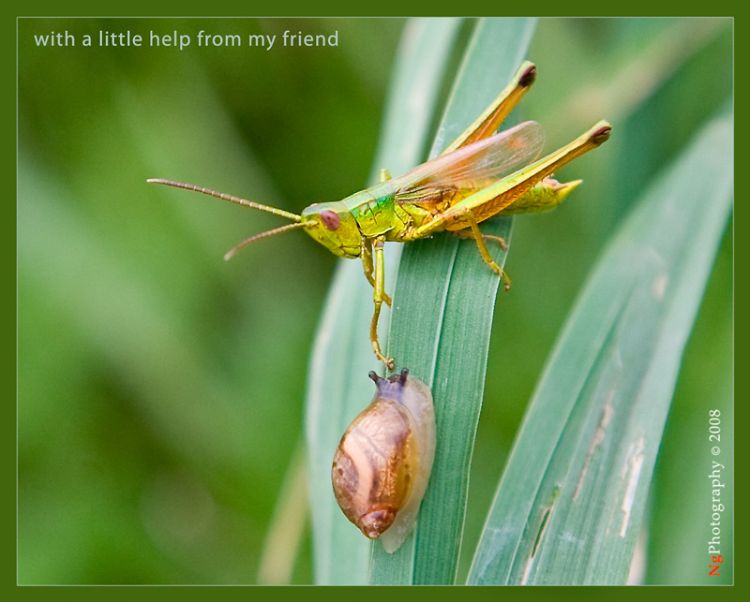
(361, 239, 392, 307)
(369, 235, 395, 370)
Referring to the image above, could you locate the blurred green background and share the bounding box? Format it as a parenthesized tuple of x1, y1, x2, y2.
(18, 17, 732, 584)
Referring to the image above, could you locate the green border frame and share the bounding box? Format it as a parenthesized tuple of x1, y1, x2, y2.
(9, 2, 742, 600)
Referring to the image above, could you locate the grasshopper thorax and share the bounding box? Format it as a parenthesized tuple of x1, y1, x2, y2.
(301, 202, 362, 258)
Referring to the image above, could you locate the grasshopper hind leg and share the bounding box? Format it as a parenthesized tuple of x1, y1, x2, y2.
(457, 217, 512, 291)
(453, 228, 509, 252)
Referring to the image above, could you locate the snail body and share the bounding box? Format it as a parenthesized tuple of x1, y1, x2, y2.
(331, 369, 435, 553)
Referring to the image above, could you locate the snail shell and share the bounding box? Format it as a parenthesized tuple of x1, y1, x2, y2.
(331, 368, 435, 553)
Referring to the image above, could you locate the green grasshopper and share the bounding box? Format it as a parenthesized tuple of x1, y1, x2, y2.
(148, 61, 611, 369)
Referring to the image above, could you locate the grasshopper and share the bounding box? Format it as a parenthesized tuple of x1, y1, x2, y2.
(148, 61, 611, 370)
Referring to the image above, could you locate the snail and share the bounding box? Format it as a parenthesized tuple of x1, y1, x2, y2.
(331, 368, 436, 553)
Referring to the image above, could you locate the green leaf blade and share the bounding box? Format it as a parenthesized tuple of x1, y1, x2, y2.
(468, 112, 733, 585)
(304, 18, 463, 585)
(369, 17, 537, 585)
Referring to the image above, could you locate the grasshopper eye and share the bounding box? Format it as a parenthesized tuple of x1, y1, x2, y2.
(320, 210, 340, 231)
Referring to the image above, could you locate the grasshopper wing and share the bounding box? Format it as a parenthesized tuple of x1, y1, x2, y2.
(392, 121, 544, 205)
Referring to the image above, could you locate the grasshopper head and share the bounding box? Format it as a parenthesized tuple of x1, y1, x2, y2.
(301, 203, 362, 258)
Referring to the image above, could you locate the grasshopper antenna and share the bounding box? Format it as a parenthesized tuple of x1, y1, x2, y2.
(147, 178, 302, 222)
(223, 222, 307, 261)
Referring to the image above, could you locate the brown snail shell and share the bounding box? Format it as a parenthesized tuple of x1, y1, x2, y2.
(331, 368, 435, 553)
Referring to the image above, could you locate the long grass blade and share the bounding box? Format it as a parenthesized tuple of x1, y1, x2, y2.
(369, 17, 537, 585)
(468, 111, 733, 585)
(304, 18, 463, 585)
